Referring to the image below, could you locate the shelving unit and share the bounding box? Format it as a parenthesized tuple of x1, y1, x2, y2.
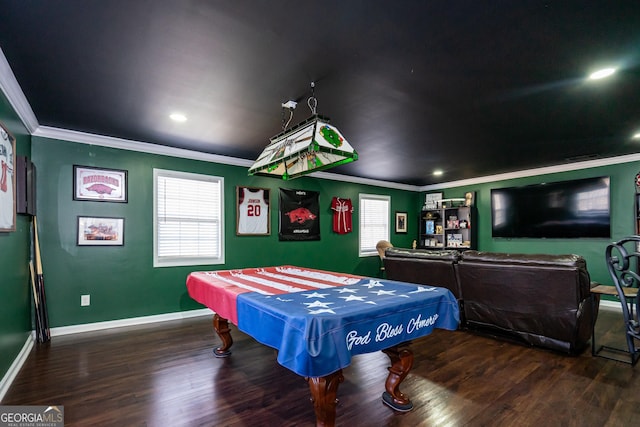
(419, 197, 475, 250)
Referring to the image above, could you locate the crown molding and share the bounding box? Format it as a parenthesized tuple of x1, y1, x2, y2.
(419, 153, 640, 192)
(34, 125, 420, 191)
(309, 170, 420, 191)
(2, 47, 633, 193)
(0, 48, 39, 132)
(30, 128, 640, 195)
(34, 125, 254, 167)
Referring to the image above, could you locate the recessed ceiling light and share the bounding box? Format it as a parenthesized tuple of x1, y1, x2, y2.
(433, 170, 443, 176)
(588, 68, 616, 80)
(169, 113, 187, 122)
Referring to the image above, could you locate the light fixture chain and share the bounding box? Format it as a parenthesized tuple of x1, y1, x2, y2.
(282, 104, 294, 131)
(308, 81, 317, 115)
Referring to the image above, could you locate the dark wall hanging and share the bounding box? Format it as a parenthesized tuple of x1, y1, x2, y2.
(279, 188, 320, 241)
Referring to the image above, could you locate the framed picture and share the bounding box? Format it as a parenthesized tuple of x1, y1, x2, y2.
(73, 165, 127, 202)
(395, 211, 408, 233)
(0, 122, 16, 232)
(424, 192, 442, 210)
(236, 186, 270, 235)
(77, 216, 125, 246)
(425, 220, 435, 234)
(279, 188, 320, 241)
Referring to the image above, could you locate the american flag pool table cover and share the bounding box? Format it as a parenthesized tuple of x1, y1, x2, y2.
(186, 266, 460, 377)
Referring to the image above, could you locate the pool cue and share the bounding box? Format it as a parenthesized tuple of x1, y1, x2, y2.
(29, 261, 45, 343)
(33, 216, 51, 343)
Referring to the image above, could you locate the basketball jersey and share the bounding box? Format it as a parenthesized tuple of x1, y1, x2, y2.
(238, 188, 269, 234)
(0, 129, 13, 229)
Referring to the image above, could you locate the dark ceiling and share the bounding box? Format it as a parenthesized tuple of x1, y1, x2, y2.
(1, 1, 639, 186)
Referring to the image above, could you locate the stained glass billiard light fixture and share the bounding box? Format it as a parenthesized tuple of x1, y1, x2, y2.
(248, 82, 358, 180)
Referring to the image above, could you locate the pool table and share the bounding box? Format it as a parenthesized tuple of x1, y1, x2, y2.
(187, 265, 459, 426)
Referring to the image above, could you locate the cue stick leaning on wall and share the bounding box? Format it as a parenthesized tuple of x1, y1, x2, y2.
(33, 216, 50, 343)
(28, 261, 45, 343)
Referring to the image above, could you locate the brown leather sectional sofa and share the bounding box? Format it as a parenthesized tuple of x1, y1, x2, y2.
(383, 248, 596, 354)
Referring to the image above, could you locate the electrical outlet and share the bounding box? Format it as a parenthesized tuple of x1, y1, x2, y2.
(81, 294, 90, 306)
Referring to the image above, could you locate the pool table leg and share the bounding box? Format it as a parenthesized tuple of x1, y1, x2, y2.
(381, 344, 414, 412)
(212, 314, 233, 357)
(307, 369, 344, 427)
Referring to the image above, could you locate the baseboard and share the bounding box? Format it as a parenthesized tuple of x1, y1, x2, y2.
(50, 308, 212, 337)
(599, 300, 622, 311)
(0, 333, 35, 403)
(0, 309, 212, 403)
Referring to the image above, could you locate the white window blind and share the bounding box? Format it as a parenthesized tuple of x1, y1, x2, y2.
(359, 194, 390, 256)
(153, 169, 224, 267)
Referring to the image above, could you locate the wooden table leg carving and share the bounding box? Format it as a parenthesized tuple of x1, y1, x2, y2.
(212, 314, 233, 357)
(307, 369, 344, 427)
(381, 344, 414, 412)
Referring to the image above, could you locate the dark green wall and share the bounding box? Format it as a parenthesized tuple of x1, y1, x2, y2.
(426, 163, 639, 286)
(0, 94, 31, 381)
(6, 124, 635, 385)
(30, 136, 418, 328)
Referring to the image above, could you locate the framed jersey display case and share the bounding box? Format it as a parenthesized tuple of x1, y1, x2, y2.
(0, 122, 16, 232)
(278, 188, 320, 241)
(236, 186, 270, 235)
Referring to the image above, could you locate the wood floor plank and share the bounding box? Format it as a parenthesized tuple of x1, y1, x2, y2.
(2, 308, 639, 426)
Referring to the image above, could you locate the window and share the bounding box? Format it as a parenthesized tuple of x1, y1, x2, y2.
(359, 193, 390, 256)
(154, 169, 224, 267)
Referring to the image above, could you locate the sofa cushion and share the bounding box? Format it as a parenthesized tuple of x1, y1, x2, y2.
(383, 248, 461, 299)
(459, 250, 591, 301)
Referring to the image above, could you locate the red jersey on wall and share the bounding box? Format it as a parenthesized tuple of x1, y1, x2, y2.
(331, 197, 353, 234)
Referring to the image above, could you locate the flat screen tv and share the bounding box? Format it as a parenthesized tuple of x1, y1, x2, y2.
(491, 176, 611, 238)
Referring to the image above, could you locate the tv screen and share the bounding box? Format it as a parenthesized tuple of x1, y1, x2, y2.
(491, 176, 611, 238)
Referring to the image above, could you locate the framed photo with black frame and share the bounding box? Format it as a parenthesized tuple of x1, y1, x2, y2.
(395, 211, 408, 234)
(73, 165, 128, 202)
(236, 186, 270, 235)
(77, 216, 125, 246)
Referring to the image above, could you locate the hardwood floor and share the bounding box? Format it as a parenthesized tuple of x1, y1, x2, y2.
(3, 308, 639, 426)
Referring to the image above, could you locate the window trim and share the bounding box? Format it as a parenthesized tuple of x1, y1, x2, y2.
(153, 168, 225, 267)
(358, 193, 390, 257)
